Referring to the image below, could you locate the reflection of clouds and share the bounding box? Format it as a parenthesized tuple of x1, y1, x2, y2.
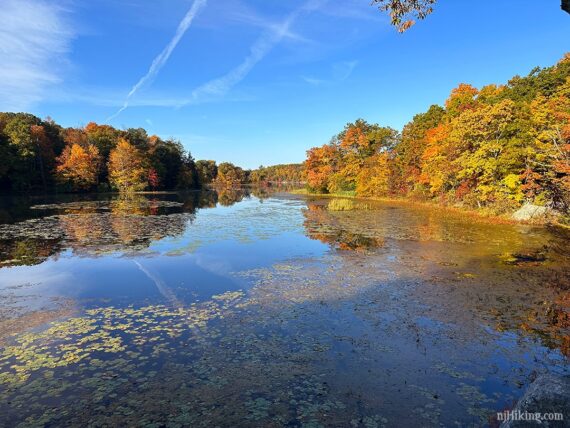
(0, 262, 74, 298)
(191, 252, 234, 276)
(134, 260, 182, 308)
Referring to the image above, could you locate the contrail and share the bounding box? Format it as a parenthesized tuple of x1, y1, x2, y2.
(134, 260, 182, 308)
(184, 0, 326, 105)
(107, 0, 207, 121)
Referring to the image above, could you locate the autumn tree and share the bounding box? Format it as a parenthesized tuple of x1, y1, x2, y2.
(249, 166, 267, 183)
(195, 160, 218, 187)
(147, 168, 160, 190)
(524, 77, 570, 209)
(371, 0, 436, 32)
(30, 125, 55, 190)
(305, 144, 340, 192)
(213, 162, 246, 188)
(356, 153, 393, 197)
(396, 105, 445, 193)
(371, 1, 568, 32)
(124, 128, 149, 151)
(0, 114, 203, 193)
(250, 164, 305, 183)
(84, 122, 121, 159)
(445, 84, 479, 118)
(303, 53, 570, 217)
(56, 143, 102, 191)
(146, 136, 189, 189)
(108, 138, 147, 193)
(177, 152, 199, 189)
(1, 114, 58, 191)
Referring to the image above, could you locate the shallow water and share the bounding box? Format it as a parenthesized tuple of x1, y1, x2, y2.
(0, 190, 568, 427)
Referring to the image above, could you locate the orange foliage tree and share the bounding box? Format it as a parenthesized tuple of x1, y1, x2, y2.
(56, 143, 102, 191)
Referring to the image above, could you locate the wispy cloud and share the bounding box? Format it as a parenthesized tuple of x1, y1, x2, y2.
(302, 60, 358, 86)
(0, 0, 73, 111)
(318, 0, 383, 22)
(56, 0, 327, 112)
(182, 0, 326, 105)
(227, 2, 314, 45)
(107, 0, 207, 121)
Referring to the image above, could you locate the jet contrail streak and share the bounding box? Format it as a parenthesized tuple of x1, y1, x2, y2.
(107, 0, 207, 121)
(184, 0, 326, 105)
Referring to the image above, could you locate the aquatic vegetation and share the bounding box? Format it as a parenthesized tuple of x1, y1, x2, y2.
(433, 362, 484, 382)
(30, 199, 184, 213)
(0, 291, 249, 425)
(0, 194, 569, 426)
(0, 291, 244, 387)
(0, 196, 307, 266)
(326, 199, 371, 211)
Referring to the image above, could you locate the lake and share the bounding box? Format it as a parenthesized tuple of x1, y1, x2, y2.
(0, 190, 568, 427)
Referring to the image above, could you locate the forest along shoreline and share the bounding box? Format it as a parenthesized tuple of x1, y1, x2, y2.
(1, 55, 569, 228)
(298, 54, 570, 228)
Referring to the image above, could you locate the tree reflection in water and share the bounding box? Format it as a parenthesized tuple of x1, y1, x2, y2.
(0, 192, 569, 426)
(0, 192, 219, 266)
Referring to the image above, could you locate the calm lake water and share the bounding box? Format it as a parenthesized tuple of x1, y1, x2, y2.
(0, 190, 568, 427)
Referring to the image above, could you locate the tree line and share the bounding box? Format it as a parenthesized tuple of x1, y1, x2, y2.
(3, 53, 567, 213)
(249, 164, 305, 184)
(0, 113, 307, 194)
(0, 115, 256, 193)
(305, 54, 570, 215)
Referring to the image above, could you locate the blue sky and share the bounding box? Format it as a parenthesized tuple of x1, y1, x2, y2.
(1, 0, 569, 168)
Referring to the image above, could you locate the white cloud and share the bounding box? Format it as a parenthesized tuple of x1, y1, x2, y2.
(107, 0, 208, 121)
(302, 76, 326, 86)
(0, 0, 73, 111)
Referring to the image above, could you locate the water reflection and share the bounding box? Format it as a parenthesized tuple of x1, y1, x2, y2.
(0, 192, 228, 267)
(301, 196, 570, 360)
(303, 204, 385, 251)
(0, 192, 568, 426)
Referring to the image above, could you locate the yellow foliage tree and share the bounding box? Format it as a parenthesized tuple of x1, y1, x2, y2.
(108, 138, 147, 193)
(356, 153, 391, 197)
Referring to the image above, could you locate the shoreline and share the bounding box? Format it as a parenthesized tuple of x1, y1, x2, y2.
(289, 188, 570, 229)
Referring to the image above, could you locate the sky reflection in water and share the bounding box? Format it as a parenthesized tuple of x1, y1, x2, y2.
(0, 191, 568, 427)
